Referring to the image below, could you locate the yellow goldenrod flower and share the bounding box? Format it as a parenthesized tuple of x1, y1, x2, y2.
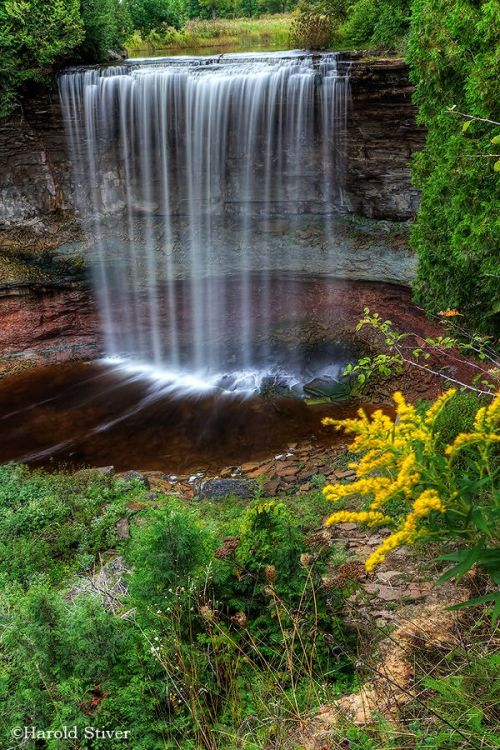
(412, 489, 445, 517)
(445, 431, 500, 456)
(424, 388, 457, 426)
(486, 392, 500, 422)
(323, 389, 497, 574)
(324, 510, 390, 527)
(365, 529, 416, 572)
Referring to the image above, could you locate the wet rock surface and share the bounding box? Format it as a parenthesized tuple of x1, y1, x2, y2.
(0, 57, 423, 243)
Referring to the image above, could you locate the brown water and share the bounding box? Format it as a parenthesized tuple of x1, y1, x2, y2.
(0, 360, 371, 473)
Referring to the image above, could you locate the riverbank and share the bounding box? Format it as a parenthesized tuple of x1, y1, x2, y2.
(125, 14, 292, 56)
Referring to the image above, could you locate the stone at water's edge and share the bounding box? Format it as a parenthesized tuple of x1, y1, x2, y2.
(197, 478, 258, 500)
(120, 471, 151, 489)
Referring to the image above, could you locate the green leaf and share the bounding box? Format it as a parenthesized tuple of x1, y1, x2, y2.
(491, 134, 500, 144)
(437, 548, 481, 584)
(471, 509, 491, 536)
(462, 119, 472, 132)
(448, 591, 500, 626)
(494, 159, 500, 172)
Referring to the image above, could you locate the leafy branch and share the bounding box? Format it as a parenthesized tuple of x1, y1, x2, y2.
(344, 308, 499, 396)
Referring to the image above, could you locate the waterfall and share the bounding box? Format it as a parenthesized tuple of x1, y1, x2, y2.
(59, 52, 350, 392)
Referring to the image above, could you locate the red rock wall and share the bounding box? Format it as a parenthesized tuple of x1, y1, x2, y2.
(0, 285, 99, 377)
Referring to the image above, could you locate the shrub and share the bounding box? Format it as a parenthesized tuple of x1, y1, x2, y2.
(0, 464, 141, 585)
(0, 0, 84, 118)
(289, 0, 348, 49)
(78, 0, 132, 60)
(126, 502, 215, 612)
(342, 0, 410, 50)
(432, 390, 482, 451)
(407, 0, 500, 333)
(0, 579, 169, 748)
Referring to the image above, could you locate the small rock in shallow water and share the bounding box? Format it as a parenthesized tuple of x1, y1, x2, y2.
(197, 478, 258, 499)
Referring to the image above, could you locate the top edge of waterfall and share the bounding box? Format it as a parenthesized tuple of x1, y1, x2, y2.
(59, 49, 354, 74)
(124, 49, 335, 64)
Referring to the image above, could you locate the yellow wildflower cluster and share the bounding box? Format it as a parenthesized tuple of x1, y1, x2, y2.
(446, 392, 500, 456)
(322, 389, 499, 572)
(323, 510, 391, 528)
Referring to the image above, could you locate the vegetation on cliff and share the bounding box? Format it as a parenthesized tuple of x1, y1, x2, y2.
(407, 0, 500, 334)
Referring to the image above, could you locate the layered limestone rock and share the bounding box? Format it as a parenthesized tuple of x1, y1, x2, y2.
(344, 58, 426, 220)
(0, 57, 425, 239)
(0, 88, 75, 244)
(0, 252, 98, 377)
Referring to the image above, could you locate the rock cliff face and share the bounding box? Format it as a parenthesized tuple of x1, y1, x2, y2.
(0, 285, 99, 377)
(344, 58, 425, 220)
(0, 88, 74, 240)
(0, 58, 425, 238)
(0, 57, 426, 374)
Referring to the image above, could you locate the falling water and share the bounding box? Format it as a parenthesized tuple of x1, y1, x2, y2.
(59, 52, 350, 392)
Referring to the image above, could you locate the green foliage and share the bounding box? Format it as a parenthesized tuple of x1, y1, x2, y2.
(289, 0, 349, 49)
(0, 464, 140, 585)
(432, 391, 482, 451)
(79, 0, 132, 60)
(420, 654, 500, 748)
(344, 307, 499, 397)
(127, 0, 187, 34)
(0, 463, 497, 746)
(126, 501, 214, 610)
(342, 0, 410, 50)
(0, 0, 84, 117)
(407, 0, 500, 334)
(323, 388, 500, 622)
(0, 0, 134, 118)
(0, 466, 354, 748)
(0, 578, 166, 749)
(126, 13, 292, 52)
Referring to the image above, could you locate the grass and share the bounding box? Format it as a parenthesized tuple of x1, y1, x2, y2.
(1, 462, 497, 748)
(126, 14, 293, 55)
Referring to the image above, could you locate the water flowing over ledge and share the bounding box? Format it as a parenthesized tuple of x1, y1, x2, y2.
(59, 52, 351, 390)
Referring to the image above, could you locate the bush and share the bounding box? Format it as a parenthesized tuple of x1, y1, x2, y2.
(289, 0, 348, 49)
(407, 0, 500, 333)
(432, 390, 482, 451)
(342, 0, 410, 50)
(126, 502, 214, 612)
(0, 464, 141, 585)
(126, 0, 187, 34)
(0, 0, 84, 118)
(78, 0, 132, 60)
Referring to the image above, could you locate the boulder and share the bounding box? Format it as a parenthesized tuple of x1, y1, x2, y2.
(115, 518, 130, 539)
(197, 478, 258, 500)
(120, 470, 150, 489)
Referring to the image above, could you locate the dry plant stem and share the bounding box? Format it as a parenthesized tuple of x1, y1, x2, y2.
(393, 343, 495, 396)
(447, 111, 500, 127)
